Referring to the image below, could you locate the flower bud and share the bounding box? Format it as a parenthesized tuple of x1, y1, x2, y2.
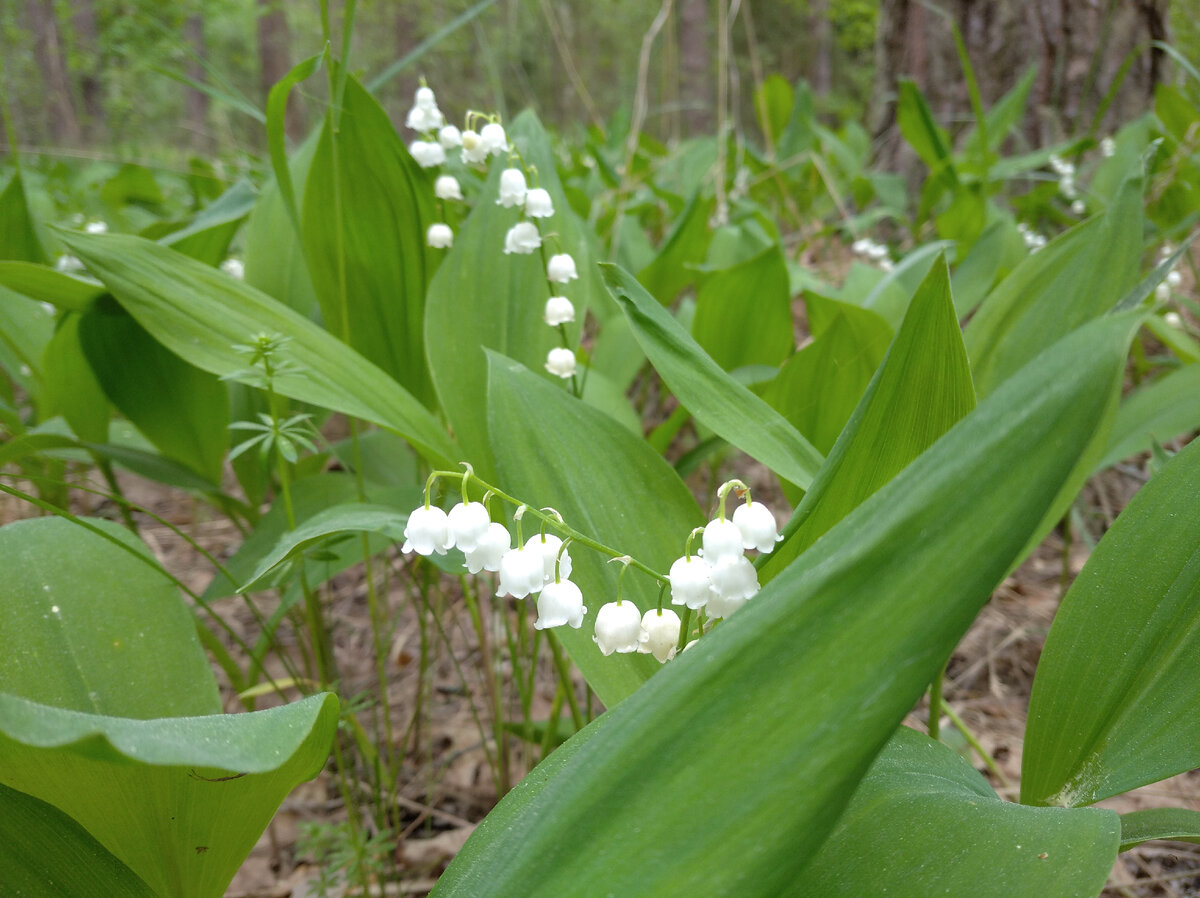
(497, 167, 527, 207)
(594, 601, 642, 655)
(669, 554, 712, 609)
(524, 187, 554, 218)
(438, 124, 462, 148)
(402, 505, 453, 556)
(701, 518, 743, 563)
(543, 296, 575, 326)
(732, 501, 782, 553)
(545, 347, 577, 379)
(547, 253, 579, 283)
(503, 221, 542, 255)
(410, 140, 446, 168)
(435, 174, 463, 201)
(448, 501, 491, 552)
(480, 121, 508, 156)
(638, 608, 682, 663)
(534, 580, 587, 630)
(426, 223, 453, 249)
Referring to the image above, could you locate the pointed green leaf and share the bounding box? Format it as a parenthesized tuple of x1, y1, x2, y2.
(1098, 364, 1200, 469)
(432, 310, 1136, 898)
(604, 262, 823, 490)
(54, 231, 458, 468)
(1022, 436, 1200, 807)
(40, 313, 109, 444)
(0, 171, 48, 264)
(486, 351, 702, 706)
(692, 245, 793, 370)
(636, 191, 715, 304)
(1119, 808, 1200, 852)
(0, 261, 104, 312)
(799, 726, 1118, 897)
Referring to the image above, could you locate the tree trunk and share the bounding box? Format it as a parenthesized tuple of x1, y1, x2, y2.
(679, 0, 713, 136)
(810, 0, 833, 96)
(184, 15, 210, 153)
(70, 0, 104, 142)
(26, 0, 80, 145)
(257, 0, 303, 139)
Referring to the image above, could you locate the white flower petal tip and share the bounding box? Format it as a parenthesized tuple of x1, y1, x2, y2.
(503, 221, 542, 255)
(426, 223, 454, 249)
(524, 188, 554, 218)
(534, 580, 587, 630)
(732, 502, 782, 553)
(702, 518, 744, 563)
(497, 168, 528, 207)
(638, 608, 681, 663)
(547, 253, 579, 283)
(594, 601, 643, 655)
(707, 556, 759, 619)
(496, 546, 546, 599)
(669, 555, 713, 609)
(409, 140, 446, 168)
(524, 534, 572, 584)
(402, 506, 454, 556)
(543, 296, 575, 326)
(434, 174, 463, 201)
(463, 522, 511, 574)
(545, 347, 577, 379)
(447, 502, 491, 553)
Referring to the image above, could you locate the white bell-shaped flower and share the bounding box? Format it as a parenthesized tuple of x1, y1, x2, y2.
(1156, 283, 1171, 302)
(426, 223, 453, 249)
(1071, 199, 1086, 215)
(496, 545, 545, 599)
(524, 187, 554, 218)
(438, 124, 462, 148)
(464, 522, 511, 574)
(534, 579, 587, 630)
(220, 258, 245, 280)
(594, 600, 642, 655)
(405, 86, 443, 132)
(524, 534, 572, 584)
(702, 518, 744, 563)
(543, 296, 575, 326)
(545, 347, 576, 378)
(84, 220, 108, 234)
(1165, 311, 1184, 329)
(402, 505, 453, 556)
(447, 501, 491, 552)
(638, 608, 682, 663)
(410, 140, 446, 168)
(503, 221, 542, 255)
(732, 502, 782, 553)
(1167, 270, 1183, 288)
(497, 168, 528, 207)
(480, 121, 508, 156)
(434, 174, 463, 201)
(1100, 137, 1116, 157)
(547, 253, 578, 283)
(669, 554, 712, 609)
(461, 130, 489, 164)
(707, 556, 759, 619)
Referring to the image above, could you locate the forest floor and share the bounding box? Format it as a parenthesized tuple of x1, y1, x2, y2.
(71, 437, 1196, 898)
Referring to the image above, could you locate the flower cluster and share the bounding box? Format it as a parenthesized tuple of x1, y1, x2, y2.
(851, 237, 893, 272)
(1155, 243, 1184, 302)
(1016, 222, 1047, 253)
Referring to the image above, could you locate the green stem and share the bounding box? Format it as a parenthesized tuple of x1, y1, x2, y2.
(546, 631, 583, 732)
(928, 661, 946, 741)
(943, 703, 1012, 791)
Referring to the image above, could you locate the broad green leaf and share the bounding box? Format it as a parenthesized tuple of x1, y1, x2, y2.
(424, 111, 591, 472)
(1119, 808, 1200, 852)
(897, 79, 957, 182)
(0, 515, 219, 718)
(982, 66, 1037, 151)
(805, 292, 893, 343)
(762, 257, 975, 579)
(241, 502, 412, 591)
(692, 245, 793, 370)
(79, 297, 228, 484)
(0, 171, 48, 264)
(858, 241, 954, 327)
(950, 216, 1026, 318)
(433, 310, 1135, 898)
(636, 191, 715, 304)
(486, 351, 702, 706)
(0, 261, 104, 312)
(55, 230, 458, 468)
(966, 169, 1142, 396)
(0, 283, 55, 395)
(1022, 436, 1200, 807)
(0, 781, 156, 897)
(303, 72, 439, 405)
(604, 263, 823, 491)
(40, 313, 109, 443)
(799, 726, 1118, 897)
(754, 73, 793, 147)
(267, 52, 325, 233)
(158, 178, 257, 266)
(0, 692, 337, 898)
(1098, 364, 1200, 469)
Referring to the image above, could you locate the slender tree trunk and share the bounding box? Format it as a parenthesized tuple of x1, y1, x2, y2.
(810, 0, 833, 96)
(70, 0, 104, 142)
(26, 0, 80, 145)
(257, 0, 303, 139)
(679, 0, 713, 135)
(184, 15, 210, 152)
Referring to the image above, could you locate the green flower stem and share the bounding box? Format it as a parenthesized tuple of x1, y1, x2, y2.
(546, 631, 584, 732)
(430, 469, 668, 584)
(943, 702, 1012, 791)
(675, 607, 693, 653)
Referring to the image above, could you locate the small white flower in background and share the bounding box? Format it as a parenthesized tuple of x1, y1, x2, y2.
(594, 601, 643, 655)
(1048, 154, 1074, 177)
(497, 167, 528, 207)
(701, 518, 744, 563)
(460, 130, 489, 164)
(503, 221, 542, 255)
(866, 242, 889, 261)
(524, 187, 554, 218)
(669, 554, 712, 609)
(480, 121, 508, 156)
(1017, 223, 1046, 252)
(1156, 283, 1171, 301)
(220, 258, 245, 280)
(464, 522, 511, 574)
(496, 545, 546, 599)
(1167, 270, 1183, 288)
(83, 220, 108, 234)
(410, 140, 446, 168)
(1071, 200, 1086, 215)
(1100, 137, 1116, 157)
(1160, 244, 1175, 260)
(707, 556, 760, 619)
(39, 301, 55, 316)
(405, 85, 444, 132)
(1165, 311, 1184, 329)
(402, 505, 453, 556)
(438, 124, 462, 149)
(851, 239, 871, 255)
(1059, 174, 1077, 200)
(534, 579, 587, 630)
(547, 253, 579, 283)
(525, 533, 572, 584)
(732, 502, 782, 553)
(545, 347, 576, 379)
(427, 223, 454, 249)
(878, 258, 894, 273)
(54, 254, 84, 273)
(638, 608, 682, 663)
(447, 501, 491, 553)
(435, 174, 463, 201)
(543, 296, 575, 326)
